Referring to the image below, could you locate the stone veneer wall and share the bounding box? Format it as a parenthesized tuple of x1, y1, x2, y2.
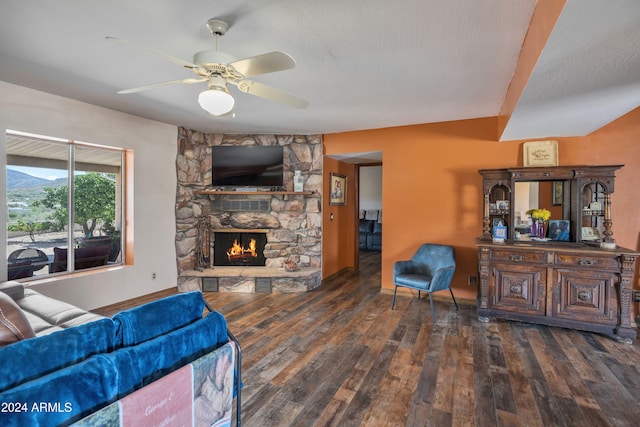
(175, 126, 323, 291)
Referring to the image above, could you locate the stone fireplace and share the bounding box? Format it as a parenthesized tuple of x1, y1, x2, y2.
(175, 128, 323, 293)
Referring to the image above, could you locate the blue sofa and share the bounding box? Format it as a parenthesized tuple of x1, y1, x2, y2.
(0, 284, 241, 427)
(359, 219, 382, 251)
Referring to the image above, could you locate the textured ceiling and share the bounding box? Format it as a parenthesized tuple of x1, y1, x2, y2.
(1, 0, 639, 140)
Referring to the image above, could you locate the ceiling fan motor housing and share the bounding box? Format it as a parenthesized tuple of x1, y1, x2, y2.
(193, 50, 243, 80)
(193, 50, 236, 67)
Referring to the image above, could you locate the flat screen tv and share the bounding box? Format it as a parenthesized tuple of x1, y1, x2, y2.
(211, 145, 284, 187)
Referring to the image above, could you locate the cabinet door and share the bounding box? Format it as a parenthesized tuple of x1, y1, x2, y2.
(491, 263, 546, 315)
(551, 268, 617, 324)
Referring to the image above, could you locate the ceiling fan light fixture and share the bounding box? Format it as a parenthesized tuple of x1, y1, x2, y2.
(198, 82, 234, 116)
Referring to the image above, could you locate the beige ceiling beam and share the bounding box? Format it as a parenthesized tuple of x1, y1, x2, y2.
(498, 0, 566, 141)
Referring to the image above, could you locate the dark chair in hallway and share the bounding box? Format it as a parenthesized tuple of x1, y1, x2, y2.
(391, 243, 458, 321)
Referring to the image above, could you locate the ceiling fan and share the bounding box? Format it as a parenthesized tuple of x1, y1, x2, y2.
(107, 18, 308, 116)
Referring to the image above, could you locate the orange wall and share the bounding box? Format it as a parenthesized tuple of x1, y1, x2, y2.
(538, 181, 562, 220)
(322, 108, 640, 312)
(322, 157, 357, 278)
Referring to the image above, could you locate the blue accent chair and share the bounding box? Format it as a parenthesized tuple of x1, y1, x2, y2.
(392, 244, 458, 320)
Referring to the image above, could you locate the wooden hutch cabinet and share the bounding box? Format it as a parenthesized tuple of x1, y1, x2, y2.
(476, 165, 638, 342)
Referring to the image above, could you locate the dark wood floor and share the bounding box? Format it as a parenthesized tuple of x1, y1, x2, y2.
(95, 252, 640, 426)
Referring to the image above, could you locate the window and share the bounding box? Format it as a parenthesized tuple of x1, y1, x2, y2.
(6, 130, 126, 279)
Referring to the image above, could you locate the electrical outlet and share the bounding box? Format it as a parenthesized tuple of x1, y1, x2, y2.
(152, 272, 156, 280)
(468, 275, 477, 286)
(633, 290, 640, 303)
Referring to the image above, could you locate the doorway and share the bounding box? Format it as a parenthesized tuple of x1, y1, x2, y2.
(356, 163, 382, 272)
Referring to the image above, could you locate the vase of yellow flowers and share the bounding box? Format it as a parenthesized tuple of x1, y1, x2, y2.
(526, 208, 551, 238)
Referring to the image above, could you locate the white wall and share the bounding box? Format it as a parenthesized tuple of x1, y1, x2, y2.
(0, 81, 178, 310)
(359, 165, 382, 211)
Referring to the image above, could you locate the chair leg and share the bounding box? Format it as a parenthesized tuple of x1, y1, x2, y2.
(429, 293, 436, 321)
(391, 286, 398, 309)
(450, 288, 459, 310)
(417, 290, 421, 300)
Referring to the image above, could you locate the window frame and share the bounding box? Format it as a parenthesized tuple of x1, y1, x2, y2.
(5, 129, 128, 279)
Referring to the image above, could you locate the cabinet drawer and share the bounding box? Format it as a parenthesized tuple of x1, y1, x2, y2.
(553, 254, 619, 270)
(490, 249, 546, 264)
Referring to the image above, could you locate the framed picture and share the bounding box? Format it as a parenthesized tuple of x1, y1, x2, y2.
(581, 227, 601, 241)
(552, 181, 563, 205)
(523, 140, 558, 167)
(496, 200, 509, 211)
(547, 219, 570, 241)
(329, 173, 347, 206)
(589, 202, 602, 211)
(492, 225, 507, 242)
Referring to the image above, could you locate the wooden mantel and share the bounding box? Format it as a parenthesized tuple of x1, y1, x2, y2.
(194, 190, 315, 196)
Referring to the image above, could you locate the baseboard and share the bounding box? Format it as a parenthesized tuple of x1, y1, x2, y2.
(91, 287, 177, 316)
(322, 267, 355, 282)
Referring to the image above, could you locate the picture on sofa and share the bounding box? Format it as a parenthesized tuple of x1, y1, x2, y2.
(74, 343, 236, 427)
(193, 344, 235, 426)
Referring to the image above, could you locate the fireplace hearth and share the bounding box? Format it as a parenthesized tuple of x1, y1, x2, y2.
(214, 231, 267, 267)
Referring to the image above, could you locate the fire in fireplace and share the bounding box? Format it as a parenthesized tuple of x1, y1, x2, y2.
(227, 238, 257, 259)
(214, 231, 267, 267)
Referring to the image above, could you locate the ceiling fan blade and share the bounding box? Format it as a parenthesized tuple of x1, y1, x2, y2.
(106, 36, 198, 69)
(235, 80, 308, 108)
(117, 78, 206, 94)
(230, 52, 295, 78)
